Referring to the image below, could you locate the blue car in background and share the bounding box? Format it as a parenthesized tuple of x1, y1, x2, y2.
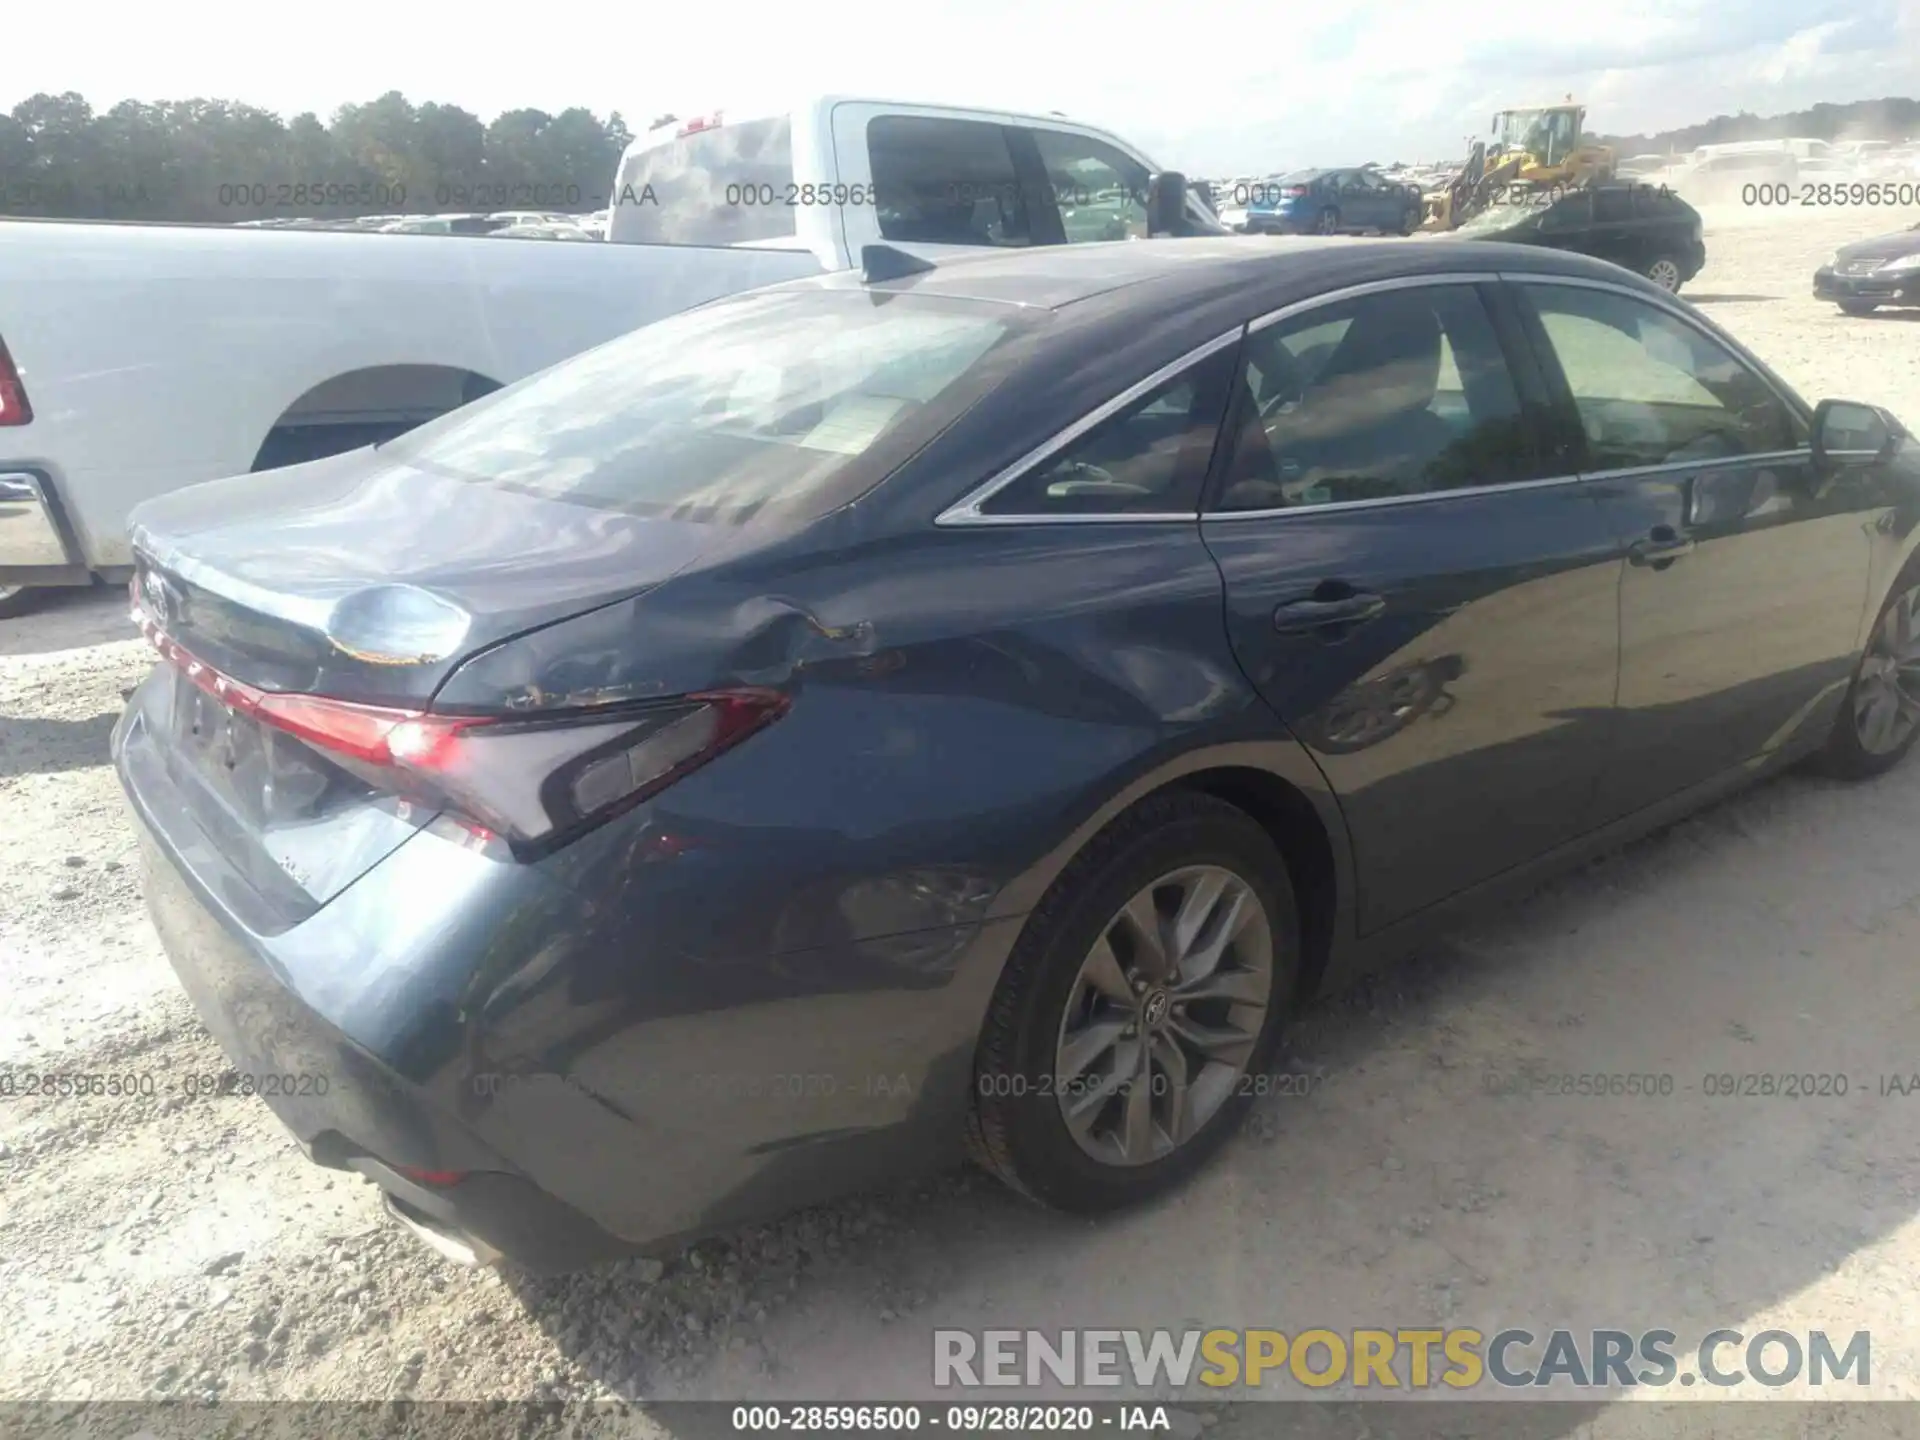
(1242, 167, 1425, 236)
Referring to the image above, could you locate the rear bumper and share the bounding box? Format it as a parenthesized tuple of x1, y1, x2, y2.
(111, 670, 1003, 1271)
(0, 468, 89, 583)
(1814, 265, 1920, 304)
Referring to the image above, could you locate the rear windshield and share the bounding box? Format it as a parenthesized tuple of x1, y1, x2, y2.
(607, 117, 797, 246)
(381, 290, 1034, 522)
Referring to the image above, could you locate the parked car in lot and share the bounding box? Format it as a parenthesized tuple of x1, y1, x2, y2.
(114, 235, 1920, 1271)
(1455, 182, 1706, 292)
(1814, 220, 1920, 315)
(0, 97, 1222, 617)
(1242, 167, 1425, 235)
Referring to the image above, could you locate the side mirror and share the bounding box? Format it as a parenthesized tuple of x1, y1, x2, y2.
(1146, 172, 1187, 237)
(1812, 399, 1900, 471)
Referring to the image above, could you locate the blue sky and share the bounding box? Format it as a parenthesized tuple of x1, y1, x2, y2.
(11, 0, 1920, 173)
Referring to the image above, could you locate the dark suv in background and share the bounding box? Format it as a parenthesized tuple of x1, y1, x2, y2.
(1459, 183, 1707, 293)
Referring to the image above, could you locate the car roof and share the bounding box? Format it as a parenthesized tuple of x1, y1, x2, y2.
(796, 235, 1669, 314)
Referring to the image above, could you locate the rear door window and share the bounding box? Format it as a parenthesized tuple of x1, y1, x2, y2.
(869, 116, 1032, 248)
(1212, 285, 1542, 512)
(608, 117, 797, 246)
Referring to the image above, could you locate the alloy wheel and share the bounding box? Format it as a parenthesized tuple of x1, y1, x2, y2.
(1854, 584, 1920, 755)
(1647, 258, 1682, 291)
(1053, 865, 1273, 1167)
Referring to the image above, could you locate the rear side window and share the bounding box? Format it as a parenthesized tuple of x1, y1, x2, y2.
(869, 117, 1032, 248)
(977, 349, 1235, 517)
(1212, 285, 1540, 512)
(608, 117, 796, 246)
(382, 291, 1030, 522)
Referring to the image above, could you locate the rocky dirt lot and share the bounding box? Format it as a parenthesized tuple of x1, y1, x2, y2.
(7, 207, 1920, 1434)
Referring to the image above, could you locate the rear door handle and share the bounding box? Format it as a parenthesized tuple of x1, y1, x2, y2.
(1273, 592, 1386, 634)
(1629, 527, 1695, 566)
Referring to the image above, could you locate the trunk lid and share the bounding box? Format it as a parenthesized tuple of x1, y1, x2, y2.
(121, 444, 729, 915)
(128, 443, 726, 707)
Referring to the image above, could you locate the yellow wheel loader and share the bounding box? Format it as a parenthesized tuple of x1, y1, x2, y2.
(1424, 101, 1616, 230)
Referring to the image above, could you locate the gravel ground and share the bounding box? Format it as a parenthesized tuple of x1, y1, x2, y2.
(7, 206, 1920, 1431)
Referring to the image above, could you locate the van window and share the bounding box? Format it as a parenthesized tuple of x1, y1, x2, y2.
(608, 117, 797, 246)
(869, 116, 1032, 248)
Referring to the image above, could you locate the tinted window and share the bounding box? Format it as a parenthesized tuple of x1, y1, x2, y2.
(1212, 285, 1540, 512)
(1030, 129, 1149, 244)
(870, 117, 1031, 248)
(1525, 284, 1805, 468)
(1592, 188, 1633, 223)
(383, 291, 1029, 521)
(1540, 193, 1591, 231)
(608, 118, 797, 246)
(980, 355, 1231, 517)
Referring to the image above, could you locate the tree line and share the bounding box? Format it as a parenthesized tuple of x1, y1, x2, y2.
(0, 91, 657, 222)
(1592, 96, 1920, 157)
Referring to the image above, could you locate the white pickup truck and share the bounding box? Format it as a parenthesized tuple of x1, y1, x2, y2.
(0, 96, 1222, 615)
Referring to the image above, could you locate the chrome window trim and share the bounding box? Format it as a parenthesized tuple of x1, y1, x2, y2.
(934, 328, 1245, 527)
(1245, 272, 1499, 333)
(1497, 270, 1816, 429)
(1575, 448, 1813, 484)
(1204, 470, 1588, 521)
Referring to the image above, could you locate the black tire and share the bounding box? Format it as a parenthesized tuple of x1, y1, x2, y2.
(1812, 576, 1920, 780)
(1398, 205, 1421, 236)
(0, 584, 41, 620)
(1839, 300, 1879, 317)
(966, 789, 1299, 1213)
(1315, 207, 1341, 235)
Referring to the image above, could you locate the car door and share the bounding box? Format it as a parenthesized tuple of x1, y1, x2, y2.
(1511, 276, 1887, 824)
(1200, 277, 1624, 932)
(1584, 187, 1644, 273)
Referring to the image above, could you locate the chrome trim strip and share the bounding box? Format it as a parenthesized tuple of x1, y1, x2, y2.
(935, 329, 1245, 527)
(1203, 470, 1588, 521)
(1575, 448, 1811, 484)
(1497, 271, 1814, 424)
(1246, 272, 1499, 333)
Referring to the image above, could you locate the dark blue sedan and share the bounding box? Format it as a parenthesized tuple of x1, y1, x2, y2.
(1242, 167, 1426, 235)
(116, 234, 1920, 1271)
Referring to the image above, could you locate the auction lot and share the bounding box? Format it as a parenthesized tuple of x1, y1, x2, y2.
(6, 206, 1920, 1426)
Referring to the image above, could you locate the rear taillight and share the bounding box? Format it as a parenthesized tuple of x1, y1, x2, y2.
(1286, 185, 1310, 197)
(133, 603, 787, 856)
(0, 334, 32, 426)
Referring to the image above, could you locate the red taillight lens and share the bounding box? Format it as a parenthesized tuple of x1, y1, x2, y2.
(134, 606, 787, 856)
(1286, 185, 1310, 197)
(0, 335, 32, 427)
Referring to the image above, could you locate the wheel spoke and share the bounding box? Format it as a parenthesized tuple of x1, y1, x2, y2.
(1058, 1018, 1129, 1085)
(1151, 1032, 1192, 1144)
(1120, 1054, 1156, 1160)
(1062, 1037, 1144, 1136)
(1079, 936, 1136, 1005)
(1169, 869, 1231, 965)
(1176, 966, 1268, 1005)
(1116, 891, 1170, 980)
(1168, 1013, 1258, 1066)
(1177, 885, 1255, 986)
